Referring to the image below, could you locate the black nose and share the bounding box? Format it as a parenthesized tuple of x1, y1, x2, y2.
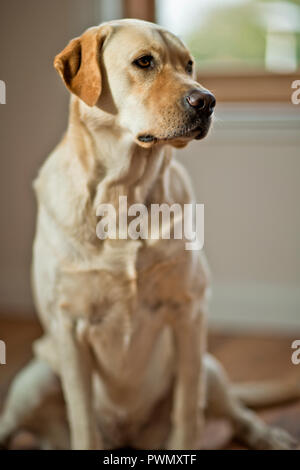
(185, 89, 216, 115)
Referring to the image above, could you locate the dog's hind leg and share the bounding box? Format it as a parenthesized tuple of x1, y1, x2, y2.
(0, 358, 68, 449)
(204, 354, 296, 450)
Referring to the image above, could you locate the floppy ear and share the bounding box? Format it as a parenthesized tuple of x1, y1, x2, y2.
(54, 26, 110, 107)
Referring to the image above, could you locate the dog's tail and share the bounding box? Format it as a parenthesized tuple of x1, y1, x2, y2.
(231, 376, 300, 408)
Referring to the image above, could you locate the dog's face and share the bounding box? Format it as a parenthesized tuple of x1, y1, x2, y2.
(54, 19, 215, 149)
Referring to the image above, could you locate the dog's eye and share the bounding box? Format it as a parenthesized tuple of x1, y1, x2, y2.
(186, 60, 193, 74)
(133, 55, 154, 69)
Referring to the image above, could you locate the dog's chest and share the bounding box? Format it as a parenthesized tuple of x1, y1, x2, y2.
(59, 239, 190, 393)
(62, 237, 191, 323)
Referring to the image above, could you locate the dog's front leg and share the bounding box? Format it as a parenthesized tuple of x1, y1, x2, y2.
(57, 309, 101, 450)
(167, 310, 206, 450)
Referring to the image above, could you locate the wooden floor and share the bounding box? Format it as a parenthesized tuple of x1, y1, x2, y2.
(0, 315, 300, 450)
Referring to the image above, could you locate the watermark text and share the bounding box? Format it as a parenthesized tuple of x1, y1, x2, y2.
(291, 80, 300, 105)
(291, 340, 300, 365)
(0, 340, 6, 365)
(0, 80, 6, 104)
(96, 196, 204, 251)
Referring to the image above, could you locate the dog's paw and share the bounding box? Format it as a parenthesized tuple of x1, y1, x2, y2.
(165, 429, 200, 450)
(252, 426, 297, 450)
(0, 418, 13, 449)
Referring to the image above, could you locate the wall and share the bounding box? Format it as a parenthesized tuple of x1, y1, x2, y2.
(0, 0, 101, 311)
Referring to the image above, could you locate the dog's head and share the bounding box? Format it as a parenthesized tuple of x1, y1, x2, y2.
(54, 19, 215, 149)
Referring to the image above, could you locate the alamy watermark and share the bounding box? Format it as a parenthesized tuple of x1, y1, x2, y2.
(291, 80, 300, 105)
(0, 80, 6, 104)
(0, 340, 6, 365)
(291, 340, 300, 365)
(96, 196, 204, 251)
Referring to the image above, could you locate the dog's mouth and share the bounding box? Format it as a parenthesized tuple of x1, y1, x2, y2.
(137, 118, 211, 147)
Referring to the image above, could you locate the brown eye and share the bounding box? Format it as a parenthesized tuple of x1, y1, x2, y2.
(186, 60, 193, 74)
(134, 55, 153, 69)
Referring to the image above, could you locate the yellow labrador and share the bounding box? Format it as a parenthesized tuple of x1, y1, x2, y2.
(0, 19, 298, 450)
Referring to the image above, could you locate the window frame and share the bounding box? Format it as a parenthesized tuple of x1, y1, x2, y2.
(197, 70, 299, 103)
(123, 0, 155, 23)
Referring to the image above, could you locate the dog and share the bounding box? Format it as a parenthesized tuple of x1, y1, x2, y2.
(0, 19, 299, 450)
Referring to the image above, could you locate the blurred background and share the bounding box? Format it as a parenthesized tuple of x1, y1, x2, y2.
(0, 0, 299, 334)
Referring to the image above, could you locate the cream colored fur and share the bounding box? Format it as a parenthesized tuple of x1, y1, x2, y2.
(0, 19, 298, 450)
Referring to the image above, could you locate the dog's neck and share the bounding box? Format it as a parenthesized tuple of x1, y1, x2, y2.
(68, 97, 171, 210)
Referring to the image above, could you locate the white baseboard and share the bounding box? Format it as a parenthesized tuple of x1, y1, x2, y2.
(209, 282, 300, 334)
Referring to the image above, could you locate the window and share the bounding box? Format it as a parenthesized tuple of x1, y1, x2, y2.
(156, 0, 300, 73)
(155, 0, 300, 101)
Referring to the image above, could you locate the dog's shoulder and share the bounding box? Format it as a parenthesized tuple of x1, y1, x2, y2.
(33, 133, 98, 244)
